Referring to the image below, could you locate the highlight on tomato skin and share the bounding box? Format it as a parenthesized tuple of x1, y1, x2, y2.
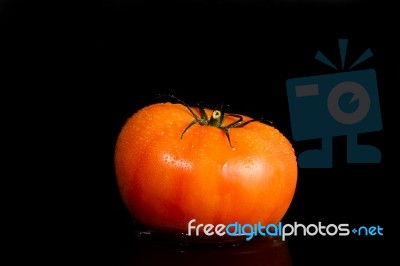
(114, 100, 298, 242)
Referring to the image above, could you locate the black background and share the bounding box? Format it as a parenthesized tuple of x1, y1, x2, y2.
(2, 0, 395, 265)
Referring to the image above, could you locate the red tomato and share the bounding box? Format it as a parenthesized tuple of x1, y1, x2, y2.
(114, 101, 297, 241)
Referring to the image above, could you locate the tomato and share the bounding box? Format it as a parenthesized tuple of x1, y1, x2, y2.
(114, 101, 297, 241)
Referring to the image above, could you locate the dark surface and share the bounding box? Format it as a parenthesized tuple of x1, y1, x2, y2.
(3, 0, 394, 265)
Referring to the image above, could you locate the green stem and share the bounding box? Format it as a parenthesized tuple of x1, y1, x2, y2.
(208, 110, 224, 127)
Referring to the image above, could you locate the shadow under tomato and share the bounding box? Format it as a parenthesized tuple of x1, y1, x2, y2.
(119, 231, 292, 266)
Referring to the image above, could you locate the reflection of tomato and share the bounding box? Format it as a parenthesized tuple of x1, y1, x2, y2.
(114, 102, 297, 240)
(120, 235, 292, 266)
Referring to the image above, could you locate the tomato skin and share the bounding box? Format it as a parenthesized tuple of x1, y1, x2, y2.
(114, 102, 297, 236)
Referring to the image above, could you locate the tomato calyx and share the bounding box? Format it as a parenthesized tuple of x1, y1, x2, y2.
(166, 95, 257, 148)
(208, 110, 223, 127)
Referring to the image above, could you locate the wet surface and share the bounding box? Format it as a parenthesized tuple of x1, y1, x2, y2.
(75, 222, 387, 265)
(119, 231, 292, 266)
